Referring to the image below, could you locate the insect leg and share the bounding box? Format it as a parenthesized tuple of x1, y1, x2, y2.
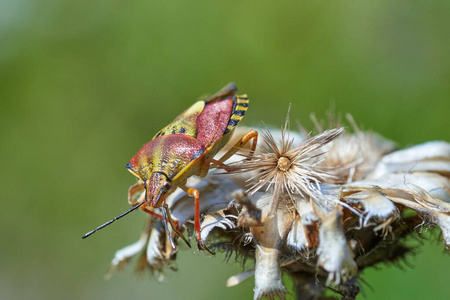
(161, 207, 177, 250)
(217, 129, 258, 163)
(140, 203, 191, 249)
(140, 204, 165, 220)
(201, 157, 232, 174)
(128, 181, 145, 205)
(162, 204, 191, 248)
(182, 186, 215, 255)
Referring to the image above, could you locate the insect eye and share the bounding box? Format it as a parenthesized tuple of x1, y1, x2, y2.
(163, 181, 171, 191)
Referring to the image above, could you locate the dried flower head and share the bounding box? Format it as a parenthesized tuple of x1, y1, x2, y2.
(108, 113, 450, 300)
(229, 125, 344, 217)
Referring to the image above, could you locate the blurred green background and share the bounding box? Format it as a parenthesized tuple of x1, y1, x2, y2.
(1, 0, 449, 299)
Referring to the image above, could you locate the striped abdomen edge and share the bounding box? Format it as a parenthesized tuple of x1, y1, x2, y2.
(224, 95, 249, 135)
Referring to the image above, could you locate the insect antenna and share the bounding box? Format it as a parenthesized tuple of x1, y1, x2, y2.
(82, 202, 145, 239)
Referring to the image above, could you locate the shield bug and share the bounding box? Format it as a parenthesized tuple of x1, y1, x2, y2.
(83, 83, 258, 253)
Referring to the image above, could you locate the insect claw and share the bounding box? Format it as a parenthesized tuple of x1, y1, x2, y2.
(198, 242, 215, 255)
(178, 233, 191, 248)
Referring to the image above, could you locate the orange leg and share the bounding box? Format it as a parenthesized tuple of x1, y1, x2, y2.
(204, 157, 232, 172)
(140, 202, 191, 249)
(192, 130, 259, 250)
(128, 182, 145, 205)
(217, 129, 258, 163)
(140, 204, 164, 220)
(182, 186, 215, 255)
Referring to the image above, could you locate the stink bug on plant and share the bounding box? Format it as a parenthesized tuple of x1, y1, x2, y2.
(83, 83, 258, 253)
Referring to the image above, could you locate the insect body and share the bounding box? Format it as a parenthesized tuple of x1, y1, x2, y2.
(83, 83, 258, 253)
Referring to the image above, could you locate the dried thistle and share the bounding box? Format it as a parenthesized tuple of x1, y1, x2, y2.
(108, 113, 450, 300)
(229, 112, 344, 217)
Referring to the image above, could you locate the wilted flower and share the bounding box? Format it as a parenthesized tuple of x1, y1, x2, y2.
(108, 114, 450, 300)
